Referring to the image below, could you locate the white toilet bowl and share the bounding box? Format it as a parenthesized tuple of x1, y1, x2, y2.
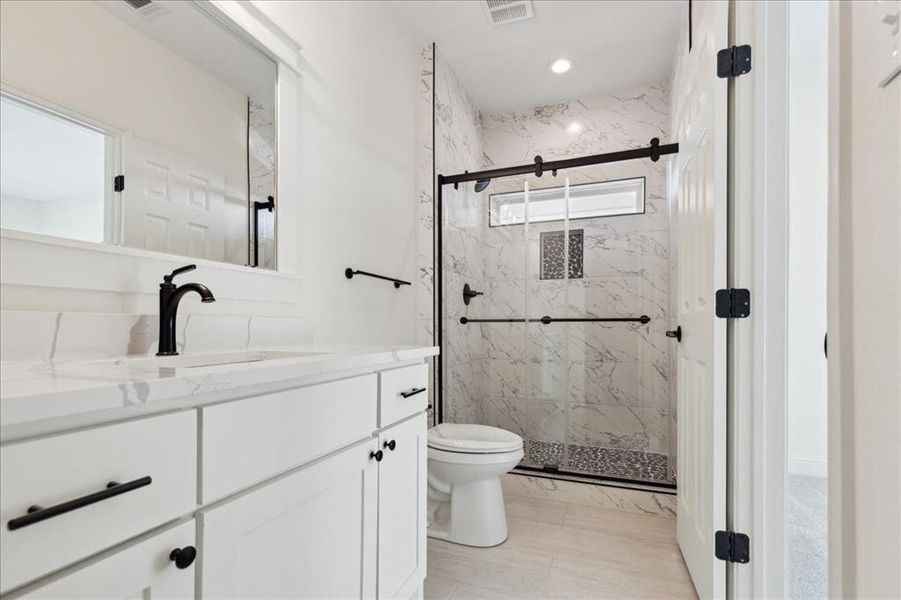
(427, 423, 524, 547)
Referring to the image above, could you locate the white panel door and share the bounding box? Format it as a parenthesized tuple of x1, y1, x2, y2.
(674, 1, 729, 598)
(200, 438, 379, 599)
(378, 414, 427, 599)
(24, 521, 195, 599)
(123, 136, 227, 261)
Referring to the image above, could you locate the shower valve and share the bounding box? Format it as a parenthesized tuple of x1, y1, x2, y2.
(463, 283, 484, 305)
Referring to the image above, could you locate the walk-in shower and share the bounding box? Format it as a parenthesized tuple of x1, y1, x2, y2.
(437, 140, 678, 488)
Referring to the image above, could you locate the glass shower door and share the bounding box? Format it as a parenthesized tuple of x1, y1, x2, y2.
(477, 175, 529, 443)
(521, 171, 573, 471)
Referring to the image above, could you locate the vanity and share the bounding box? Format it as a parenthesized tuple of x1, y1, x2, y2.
(0, 0, 435, 595)
(0, 346, 437, 598)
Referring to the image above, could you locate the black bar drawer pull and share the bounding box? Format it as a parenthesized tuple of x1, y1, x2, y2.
(7, 476, 152, 531)
(400, 387, 426, 398)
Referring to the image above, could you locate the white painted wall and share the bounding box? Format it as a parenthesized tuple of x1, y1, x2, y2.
(253, 0, 422, 345)
(786, 1, 828, 477)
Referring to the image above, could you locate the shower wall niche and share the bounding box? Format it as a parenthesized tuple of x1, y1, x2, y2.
(434, 49, 675, 486)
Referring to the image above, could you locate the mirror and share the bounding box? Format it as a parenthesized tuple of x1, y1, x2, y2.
(0, 0, 278, 269)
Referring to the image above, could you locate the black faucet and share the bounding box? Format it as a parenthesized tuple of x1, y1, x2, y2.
(157, 265, 215, 356)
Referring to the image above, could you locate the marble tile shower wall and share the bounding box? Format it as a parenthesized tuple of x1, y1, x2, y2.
(470, 84, 675, 460)
(430, 48, 487, 425)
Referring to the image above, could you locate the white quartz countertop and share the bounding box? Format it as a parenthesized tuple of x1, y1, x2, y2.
(0, 345, 438, 443)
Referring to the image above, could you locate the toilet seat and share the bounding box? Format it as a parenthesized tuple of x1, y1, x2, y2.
(427, 423, 523, 454)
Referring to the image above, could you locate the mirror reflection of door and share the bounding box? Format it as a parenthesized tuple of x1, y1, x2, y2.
(122, 136, 228, 263)
(0, 0, 278, 269)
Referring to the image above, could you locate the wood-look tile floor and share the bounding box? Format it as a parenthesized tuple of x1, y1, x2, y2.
(425, 495, 698, 600)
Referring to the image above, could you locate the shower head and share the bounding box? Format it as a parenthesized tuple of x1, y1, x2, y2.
(474, 178, 491, 193)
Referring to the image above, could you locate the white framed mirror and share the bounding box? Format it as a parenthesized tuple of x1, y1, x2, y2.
(0, 0, 279, 269)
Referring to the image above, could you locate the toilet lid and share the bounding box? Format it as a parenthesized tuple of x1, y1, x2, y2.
(428, 423, 523, 454)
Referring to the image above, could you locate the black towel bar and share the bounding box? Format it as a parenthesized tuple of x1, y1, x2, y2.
(345, 268, 411, 289)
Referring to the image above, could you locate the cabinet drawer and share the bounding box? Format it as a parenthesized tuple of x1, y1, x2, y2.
(201, 374, 377, 502)
(22, 521, 196, 598)
(379, 364, 429, 427)
(0, 412, 197, 593)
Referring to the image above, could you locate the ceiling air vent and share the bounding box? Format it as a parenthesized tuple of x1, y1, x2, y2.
(122, 0, 169, 20)
(484, 0, 535, 26)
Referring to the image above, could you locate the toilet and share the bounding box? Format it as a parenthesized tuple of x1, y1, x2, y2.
(426, 423, 524, 547)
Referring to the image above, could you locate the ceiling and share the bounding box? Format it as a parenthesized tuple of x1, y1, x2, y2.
(387, 0, 684, 113)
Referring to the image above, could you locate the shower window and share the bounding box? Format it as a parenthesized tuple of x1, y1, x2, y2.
(488, 176, 645, 227)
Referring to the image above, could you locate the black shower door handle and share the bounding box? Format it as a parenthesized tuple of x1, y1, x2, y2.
(400, 387, 426, 398)
(666, 326, 682, 342)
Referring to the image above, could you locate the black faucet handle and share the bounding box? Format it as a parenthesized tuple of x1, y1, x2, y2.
(163, 264, 197, 284)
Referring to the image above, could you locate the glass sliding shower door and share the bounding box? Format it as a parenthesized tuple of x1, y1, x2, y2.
(554, 159, 672, 484)
(522, 170, 572, 472)
(439, 155, 675, 487)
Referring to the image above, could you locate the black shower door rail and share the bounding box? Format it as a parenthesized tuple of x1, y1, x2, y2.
(459, 315, 650, 325)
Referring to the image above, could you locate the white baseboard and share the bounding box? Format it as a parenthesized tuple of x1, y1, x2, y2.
(788, 454, 827, 478)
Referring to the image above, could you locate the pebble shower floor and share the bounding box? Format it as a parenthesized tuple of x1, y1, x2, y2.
(521, 440, 673, 484)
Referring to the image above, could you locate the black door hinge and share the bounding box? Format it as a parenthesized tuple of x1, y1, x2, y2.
(715, 288, 751, 319)
(717, 45, 752, 78)
(113, 175, 125, 192)
(715, 530, 750, 563)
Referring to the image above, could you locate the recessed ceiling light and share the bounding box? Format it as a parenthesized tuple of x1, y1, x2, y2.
(549, 58, 572, 74)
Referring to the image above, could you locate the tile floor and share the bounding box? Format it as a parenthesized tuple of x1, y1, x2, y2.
(425, 494, 697, 599)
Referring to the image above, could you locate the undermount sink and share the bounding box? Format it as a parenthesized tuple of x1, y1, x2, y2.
(123, 350, 326, 370)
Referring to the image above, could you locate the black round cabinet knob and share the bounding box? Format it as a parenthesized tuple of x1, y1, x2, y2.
(169, 546, 197, 569)
(370, 450, 384, 462)
(384, 440, 397, 451)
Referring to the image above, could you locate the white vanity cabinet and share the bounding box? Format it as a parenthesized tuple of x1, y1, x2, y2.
(20, 521, 197, 599)
(0, 355, 432, 599)
(0, 412, 197, 593)
(199, 438, 380, 598)
(377, 413, 428, 600)
(200, 376, 429, 599)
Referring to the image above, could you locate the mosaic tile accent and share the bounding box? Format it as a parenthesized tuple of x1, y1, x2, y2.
(522, 439, 672, 483)
(539, 229, 584, 280)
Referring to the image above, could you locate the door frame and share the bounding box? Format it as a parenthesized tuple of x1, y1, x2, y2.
(729, 1, 789, 596)
(730, 0, 838, 597)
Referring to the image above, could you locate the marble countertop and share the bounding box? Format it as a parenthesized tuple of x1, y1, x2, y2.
(0, 345, 438, 443)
